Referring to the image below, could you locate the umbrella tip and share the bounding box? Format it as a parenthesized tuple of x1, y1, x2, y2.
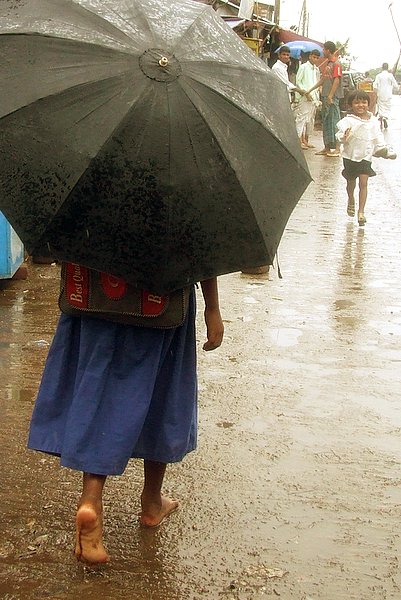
(159, 56, 169, 68)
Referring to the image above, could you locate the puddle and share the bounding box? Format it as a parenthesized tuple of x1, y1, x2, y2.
(333, 299, 356, 311)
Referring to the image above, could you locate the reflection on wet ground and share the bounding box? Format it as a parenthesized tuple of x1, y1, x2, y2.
(1, 99, 401, 599)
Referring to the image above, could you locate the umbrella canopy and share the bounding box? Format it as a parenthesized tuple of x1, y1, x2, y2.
(0, 0, 310, 293)
(276, 40, 323, 59)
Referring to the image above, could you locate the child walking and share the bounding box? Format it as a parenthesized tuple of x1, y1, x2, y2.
(28, 275, 224, 564)
(336, 90, 396, 226)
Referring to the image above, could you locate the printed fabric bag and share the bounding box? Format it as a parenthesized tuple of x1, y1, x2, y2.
(59, 262, 190, 329)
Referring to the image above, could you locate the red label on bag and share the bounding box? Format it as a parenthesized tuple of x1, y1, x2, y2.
(142, 291, 168, 316)
(66, 263, 89, 308)
(100, 272, 127, 300)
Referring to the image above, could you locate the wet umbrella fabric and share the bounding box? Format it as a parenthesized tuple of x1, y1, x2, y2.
(277, 40, 323, 59)
(0, 0, 310, 293)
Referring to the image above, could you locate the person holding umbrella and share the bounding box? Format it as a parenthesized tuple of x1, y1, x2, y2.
(293, 49, 321, 148)
(281, 40, 323, 59)
(28, 274, 224, 564)
(0, 0, 310, 566)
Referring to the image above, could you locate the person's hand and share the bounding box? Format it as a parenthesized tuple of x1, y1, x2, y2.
(203, 307, 224, 351)
(305, 93, 313, 101)
(327, 96, 333, 105)
(344, 127, 351, 140)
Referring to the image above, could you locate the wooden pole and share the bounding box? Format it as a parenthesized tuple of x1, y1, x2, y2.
(274, 0, 280, 25)
(255, 1, 260, 57)
(389, 3, 401, 74)
(393, 48, 401, 75)
(298, 0, 307, 36)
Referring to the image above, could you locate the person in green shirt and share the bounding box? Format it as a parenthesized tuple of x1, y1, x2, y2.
(293, 49, 321, 148)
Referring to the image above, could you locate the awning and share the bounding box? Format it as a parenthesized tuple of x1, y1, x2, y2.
(223, 17, 246, 28)
(278, 29, 323, 47)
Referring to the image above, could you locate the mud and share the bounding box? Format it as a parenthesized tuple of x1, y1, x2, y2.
(1, 98, 401, 599)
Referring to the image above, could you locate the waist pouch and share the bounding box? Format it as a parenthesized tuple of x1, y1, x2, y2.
(59, 262, 190, 329)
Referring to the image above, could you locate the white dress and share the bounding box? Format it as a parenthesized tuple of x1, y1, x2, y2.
(336, 112, 385, 162)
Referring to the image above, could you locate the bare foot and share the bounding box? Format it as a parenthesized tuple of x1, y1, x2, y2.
(139, 495, 179, 528)
(75, 503, 110, 564)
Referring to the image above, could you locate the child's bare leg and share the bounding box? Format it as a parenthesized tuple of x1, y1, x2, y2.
(75, 472, 109, 564)
(346, 179, 356, 216)
(139, 460, 179, 527)
(357, 174, 369, 223)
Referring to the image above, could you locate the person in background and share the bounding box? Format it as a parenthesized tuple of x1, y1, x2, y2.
(309, 41, 344, 157)
(364, 71, 373, 84)
(373, 63, 399, 129)
(293, 49, 321, 149)
(272, 46, 309, 102)
(336, 90, 396, 227)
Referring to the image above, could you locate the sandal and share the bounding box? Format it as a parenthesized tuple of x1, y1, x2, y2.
(347, 201, 355, 217)
(358, 216, 366, 226)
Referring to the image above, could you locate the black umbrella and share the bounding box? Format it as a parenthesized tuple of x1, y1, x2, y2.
(0, 0, 310, 293)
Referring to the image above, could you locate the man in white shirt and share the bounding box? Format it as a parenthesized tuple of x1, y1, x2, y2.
(373, 63, 399, 128)
(272, 46, 308, 102)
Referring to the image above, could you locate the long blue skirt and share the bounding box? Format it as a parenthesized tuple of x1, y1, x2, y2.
(28, 292, 197, 476)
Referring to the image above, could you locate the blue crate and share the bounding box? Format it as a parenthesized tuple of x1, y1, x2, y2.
(0, 212, 24, 279)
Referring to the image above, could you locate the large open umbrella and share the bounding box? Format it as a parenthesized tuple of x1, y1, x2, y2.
(0, 0, 310, 293)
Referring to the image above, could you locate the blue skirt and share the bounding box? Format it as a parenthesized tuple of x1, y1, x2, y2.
(28, 291, 197, 476)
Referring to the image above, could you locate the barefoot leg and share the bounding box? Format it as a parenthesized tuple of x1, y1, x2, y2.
(346, 179, 356, 216)
(75, 473, 110, 564)
(357, 175, 368, 222)
(139, 460, 179, 528)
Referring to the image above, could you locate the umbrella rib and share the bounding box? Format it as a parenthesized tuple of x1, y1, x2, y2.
(1, 71, 137, 121)
(169, 6, 209, 54)
(80, 1, 154, 44)
(182, 60, 265, 74)
(178, 78, 310, 229)
(73, 88, 127, 125)
(45, 59, 131, 71)
(182, 61, 279, 105)
(70, 0, 154, 46)
(65, 0, 150, 50)
(57, 82, 152, 240)
(174, 93, 205, 183)
(181, 75, 304, 166)
(3, 31, 138, 57)
(70, 79, 150, 150)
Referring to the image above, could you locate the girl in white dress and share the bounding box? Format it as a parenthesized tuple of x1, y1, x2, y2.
(336, 90, 396, 226)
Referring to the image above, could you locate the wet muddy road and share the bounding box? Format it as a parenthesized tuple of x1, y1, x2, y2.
(1, 99, 401, 599)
